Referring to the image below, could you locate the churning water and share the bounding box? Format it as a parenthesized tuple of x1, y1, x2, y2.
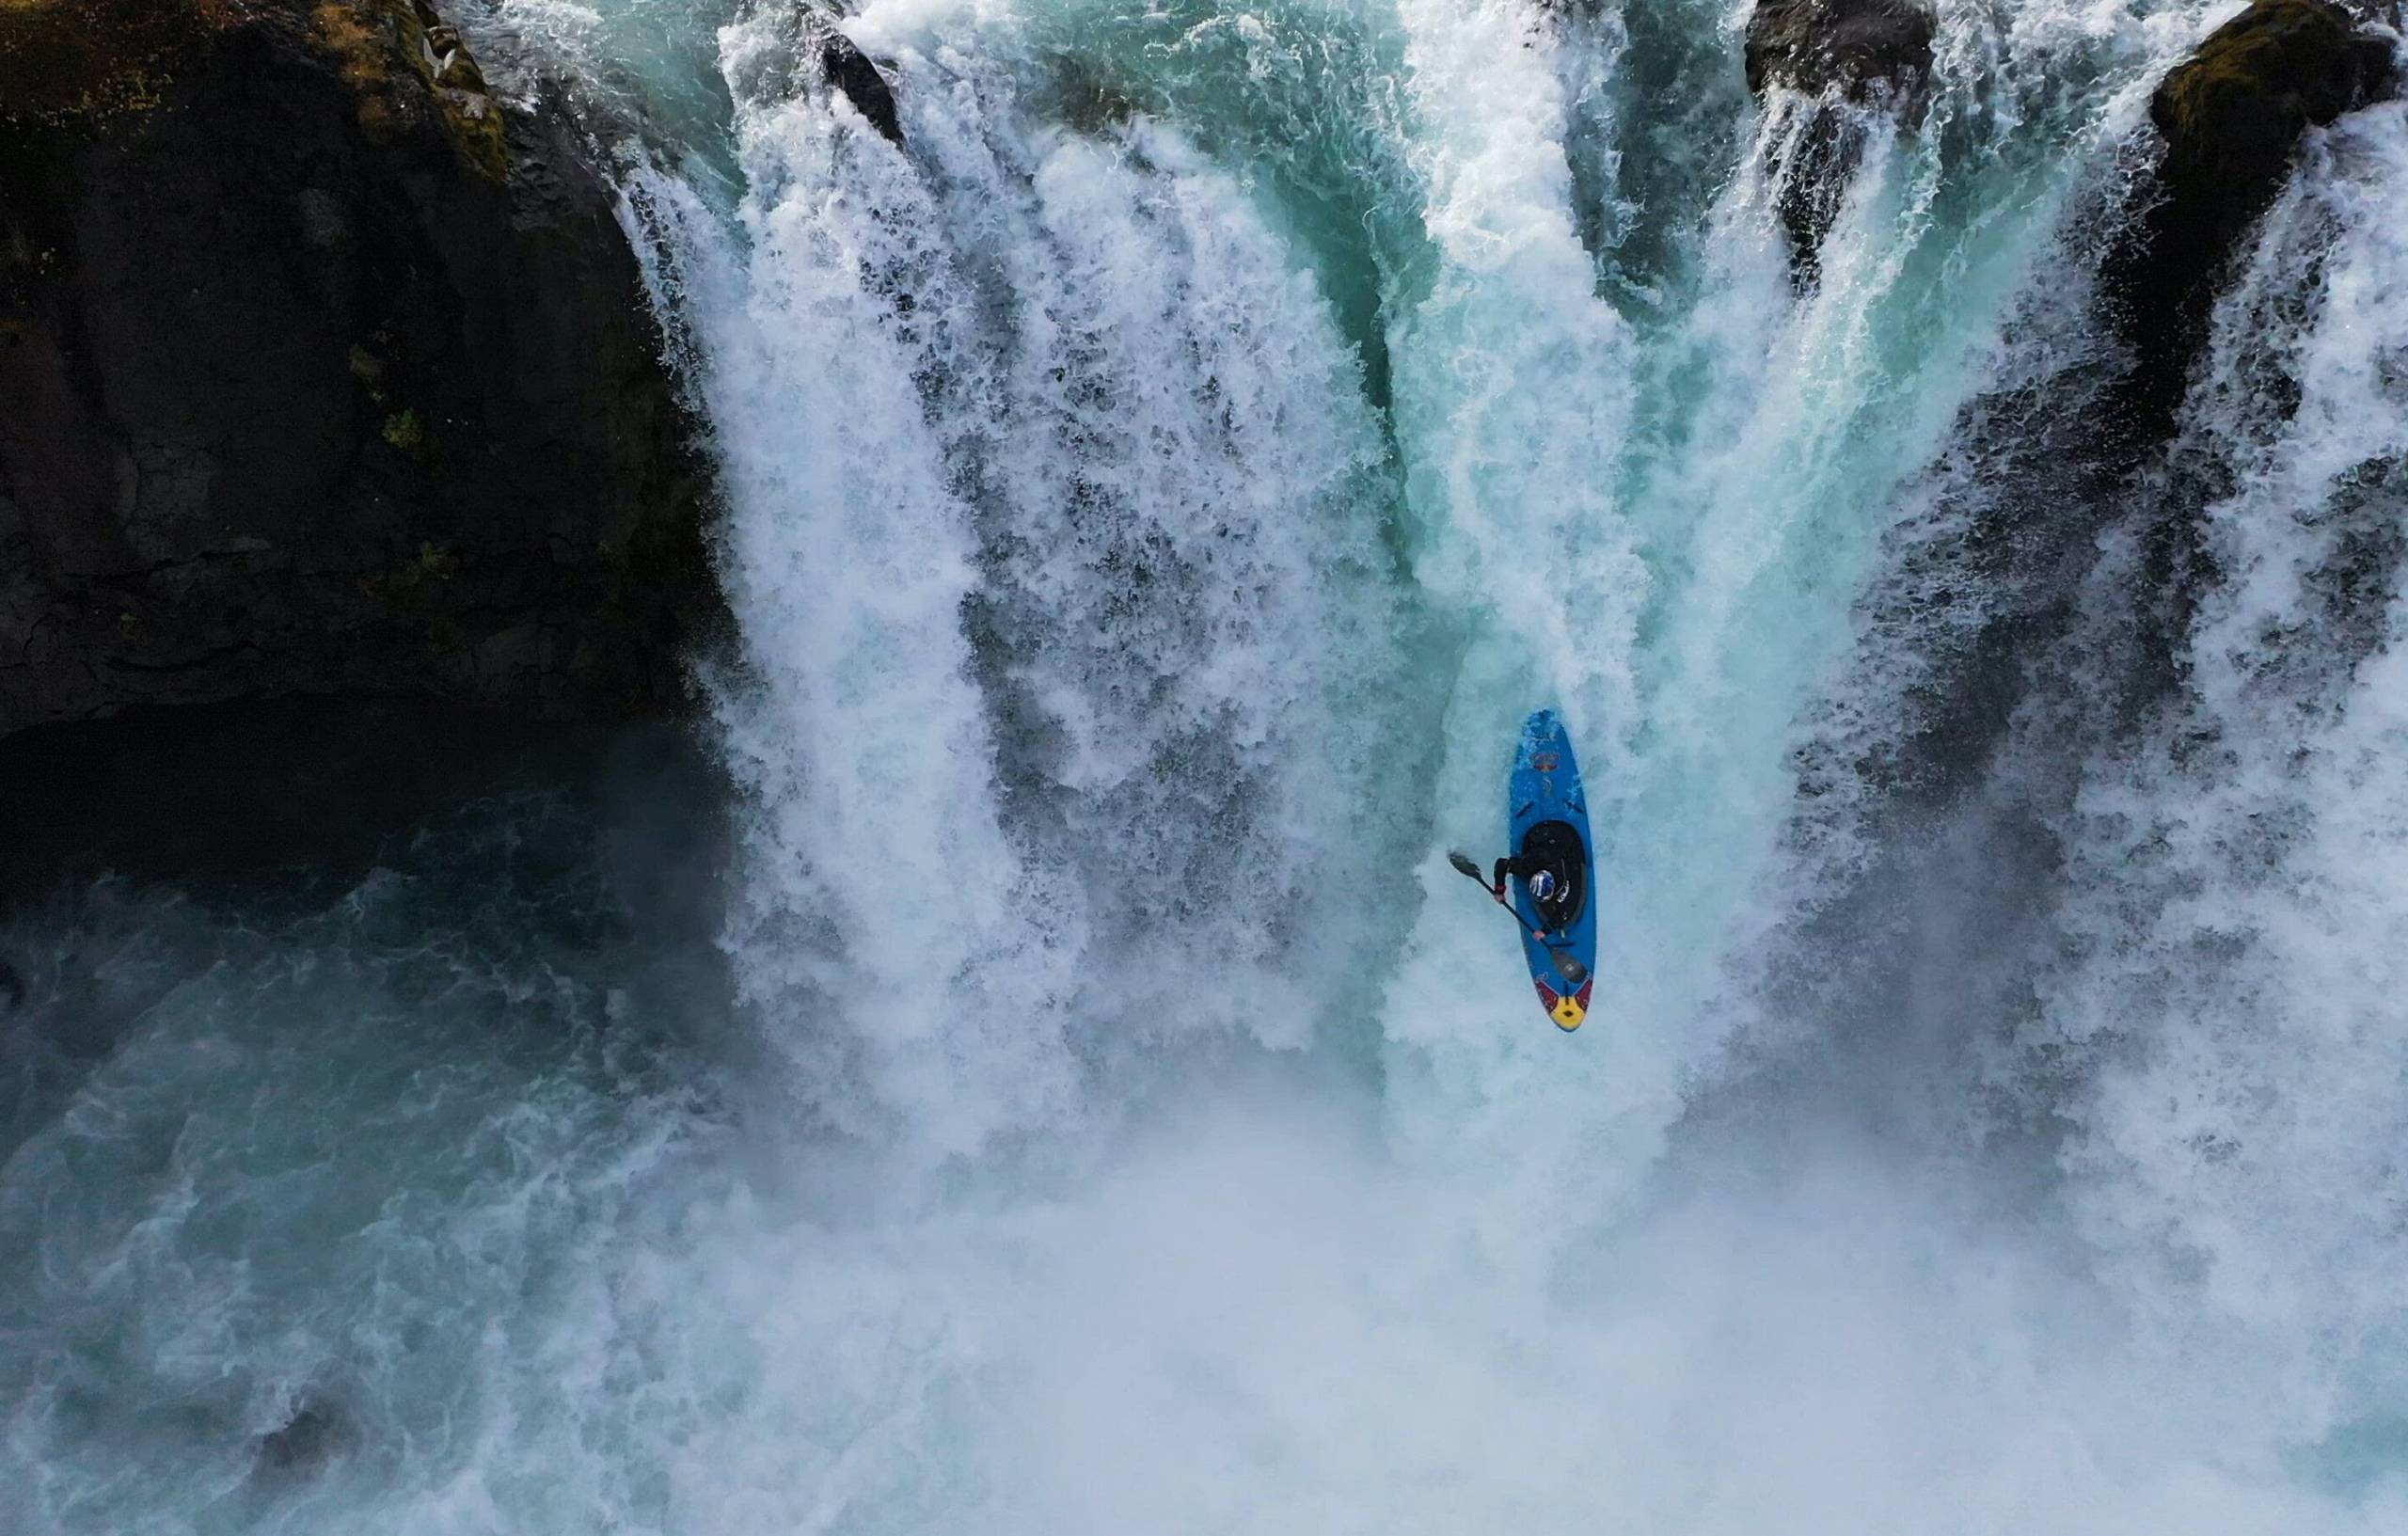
(8, 0, 2408, 1529)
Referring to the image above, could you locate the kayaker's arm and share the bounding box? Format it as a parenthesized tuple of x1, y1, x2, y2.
(1493, 852, 1544, 896)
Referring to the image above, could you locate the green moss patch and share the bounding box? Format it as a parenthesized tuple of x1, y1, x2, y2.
(380, 407, 425, 451)
(2155, 0, 2394, 148)
(309, 0, 507, 182)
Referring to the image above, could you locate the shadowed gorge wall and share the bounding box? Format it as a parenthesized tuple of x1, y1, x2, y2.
(0, 0, 718, 736)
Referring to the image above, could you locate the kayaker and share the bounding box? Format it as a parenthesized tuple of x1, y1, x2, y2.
(1492, 844, 1576, 931)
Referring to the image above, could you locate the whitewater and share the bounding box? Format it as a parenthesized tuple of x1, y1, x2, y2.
(7, 0, 2408, 1530)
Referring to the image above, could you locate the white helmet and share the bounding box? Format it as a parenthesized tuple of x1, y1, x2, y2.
(1528, 869, 1557, 904)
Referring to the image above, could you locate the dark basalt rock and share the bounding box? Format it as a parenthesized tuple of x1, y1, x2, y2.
(254, 1400, 359, 1482)
(1743, 0, 1936, 110)
(810, 14, 902, 147)
(2154, 0, 2396, 204)
(1742, 0, 1937, 283)
(2104, 0, 2397, 441)
(0, 0, 718, 738)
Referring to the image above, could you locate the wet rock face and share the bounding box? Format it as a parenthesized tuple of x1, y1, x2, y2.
(2105, 0, 2397, 435)
(808, 13, 902, 147)
(253, 1399, 359, 1483)
(2153, 0, 2397, 194)
(0, 0, 716, 737)
(1742, 0, 1936, 283)
(1743, 0, 1936, 111)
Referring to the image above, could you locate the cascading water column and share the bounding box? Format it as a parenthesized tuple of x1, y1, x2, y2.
(1370, 0, 2188, 1228)
(633, 0, 1424, 1164)
(1371, 0, 1657, 1220)
(2021, 101, 2408, 1457)
(656, 10, 1084, 1158)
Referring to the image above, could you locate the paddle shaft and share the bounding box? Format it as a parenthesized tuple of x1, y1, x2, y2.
(1446, 853, 1588, 986)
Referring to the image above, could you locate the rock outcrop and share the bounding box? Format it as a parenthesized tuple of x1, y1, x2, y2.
(1743, 0, 1936, 110)
(806, 11, 902, 147)
(0, 0, 717, 737)
(1742, 0, 1937, 282)
(2103, 0, 2398, 435)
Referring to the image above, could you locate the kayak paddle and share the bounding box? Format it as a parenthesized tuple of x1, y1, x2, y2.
(1447, 851, 1590, 987)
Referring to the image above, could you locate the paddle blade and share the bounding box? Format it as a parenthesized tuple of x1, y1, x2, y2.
(1447, 851, 1484, 881)
(1552, 953, 1589, 987)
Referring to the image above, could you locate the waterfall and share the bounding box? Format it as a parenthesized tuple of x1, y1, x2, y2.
(7, 0, 2407, 1528)
(618, 2, 1427, 1169)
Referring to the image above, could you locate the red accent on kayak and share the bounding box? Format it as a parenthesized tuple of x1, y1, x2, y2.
(1575, 979, 1593, 1010)
(1534, 979, 1560, 1010)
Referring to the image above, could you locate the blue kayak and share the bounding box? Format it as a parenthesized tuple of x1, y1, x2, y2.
(1506, 708, 1598, 1031)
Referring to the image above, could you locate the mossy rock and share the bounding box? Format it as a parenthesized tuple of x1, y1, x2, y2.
(2, 0, 714, 734)
(2152, 0, 2394, 177)
(309, 0, 506, 182)
(2096, 0, 2396, 460)
(2130, 0, 2395, 342)
(1, 2, 507, 182)
(0, 0, 247, 131)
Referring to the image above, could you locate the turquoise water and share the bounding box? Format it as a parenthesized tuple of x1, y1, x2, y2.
(8, 1, 2408, 1529)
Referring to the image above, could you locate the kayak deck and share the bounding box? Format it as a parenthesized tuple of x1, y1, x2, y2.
(1507, 709, 1597, 1031)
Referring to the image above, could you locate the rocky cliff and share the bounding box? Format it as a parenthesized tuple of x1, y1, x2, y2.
(0, 0, 717, 737)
